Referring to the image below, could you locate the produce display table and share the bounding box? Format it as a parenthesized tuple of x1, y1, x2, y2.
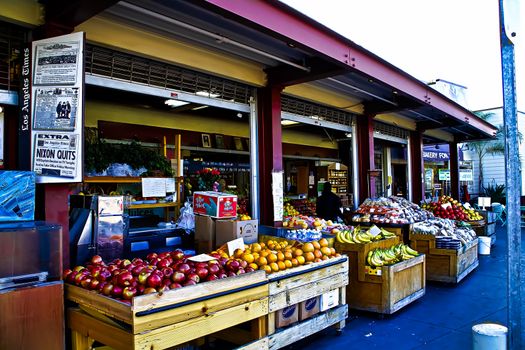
(409, 233, 479, 283)
(66, 257, 349, 350)
(335, 237, 426, 314)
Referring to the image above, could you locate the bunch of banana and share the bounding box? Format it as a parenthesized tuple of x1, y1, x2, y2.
(367, 243, 419, 267)
(336, 225, 398, 244)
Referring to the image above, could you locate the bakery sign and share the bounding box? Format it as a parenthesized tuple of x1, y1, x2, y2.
(423, 150, 450, 161)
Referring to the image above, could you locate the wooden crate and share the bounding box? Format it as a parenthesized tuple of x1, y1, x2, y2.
(66, 271, 269, 350)
(335, 237, 425, 314)
(409, 233, 479, 283)
(215, 256, 349, 350)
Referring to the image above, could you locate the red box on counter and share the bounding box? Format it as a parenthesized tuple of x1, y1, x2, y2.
(193, 192, 237, 218)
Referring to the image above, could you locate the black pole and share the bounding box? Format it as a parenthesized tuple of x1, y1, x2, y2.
(498, 0, 521, 348)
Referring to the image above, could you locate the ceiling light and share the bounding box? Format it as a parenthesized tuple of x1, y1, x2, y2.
(236, 113, 243, 118)
(281, 120, 299, 126)
(345, 133, 352, 138)
(164, 99, 189, 107)
(196, 90, 220, 98)
(192, 105, 209, 111)
(0, 106, 3, 113)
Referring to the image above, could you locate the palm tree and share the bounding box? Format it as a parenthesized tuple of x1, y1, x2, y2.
(465, 112, 505, 194)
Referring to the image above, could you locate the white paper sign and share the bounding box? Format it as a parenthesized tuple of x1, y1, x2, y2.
(369, 225, 381, 237)
(188, 254, 216, 262)
(165, 178, 176, 193)
(141, 178, 167, 197)
(463, 202, 472, 210)
(33, 132, 79, 178)
(441, 202, 452, 210)
(272, 171, 283, 195)
(227, 238, 245, 256)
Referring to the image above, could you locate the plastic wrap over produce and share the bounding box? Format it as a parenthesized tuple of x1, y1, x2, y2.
(0, 171, 36, 221)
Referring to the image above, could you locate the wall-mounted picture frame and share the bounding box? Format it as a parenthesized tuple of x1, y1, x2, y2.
(234, 137, 244, 151)
(215, 134, 225, 149)
(201, 133, 211, 148)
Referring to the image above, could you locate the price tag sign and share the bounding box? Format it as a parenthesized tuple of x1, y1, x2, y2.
(227, 238, 245, 256)
(463, 202, 472, 210)
(369, 225, 381, 237)
(188, 254, 216, 262)
(441, 202, 452, 210)
(142, 178, 167, 197)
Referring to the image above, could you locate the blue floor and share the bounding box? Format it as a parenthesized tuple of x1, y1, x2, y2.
(283, 225, 524, 350)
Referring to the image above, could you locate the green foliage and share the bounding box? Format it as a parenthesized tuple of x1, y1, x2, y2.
(482, 181, 506, 205)
(84, 128, 173, 176)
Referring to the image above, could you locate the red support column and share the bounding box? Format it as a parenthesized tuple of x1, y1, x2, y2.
(44, 183, 71, 267)
(449, 141, 459, 199)
(409, 131, 424, 203)
(257, 86, 283, 226)
(356, 114, 375, 204)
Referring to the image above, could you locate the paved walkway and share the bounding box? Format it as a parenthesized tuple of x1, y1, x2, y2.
(284, 225, 524, 349)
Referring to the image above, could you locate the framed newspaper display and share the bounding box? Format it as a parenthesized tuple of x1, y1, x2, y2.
(31, 32, 84, 183)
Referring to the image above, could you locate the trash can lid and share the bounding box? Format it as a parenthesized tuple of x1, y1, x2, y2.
(472, 323, 508, 336)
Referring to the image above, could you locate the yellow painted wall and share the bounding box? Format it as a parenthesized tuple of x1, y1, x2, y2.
(424, 129, 454, 142)
(375, 113, 416, 131)
(86, 100, 337, 149)
(76, 17, 266, 87)
(0, 0, 43, 26)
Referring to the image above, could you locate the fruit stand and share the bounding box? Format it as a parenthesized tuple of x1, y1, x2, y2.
(335, 235, 426, 314)
(409, 219, 479, 283)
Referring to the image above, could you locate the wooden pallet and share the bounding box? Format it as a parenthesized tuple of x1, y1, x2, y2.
(409, 233, 479, 283)
(335, 238, 425, 314)
(66, 271, 269, 350)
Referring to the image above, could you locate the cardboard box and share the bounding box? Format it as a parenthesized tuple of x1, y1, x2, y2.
(299, 297, 320, 321)
(275, 304, 298, 328)
(193, 192, 237, 218)
(0, 171, 35, 222)
(194, 215, 216, 253)
(320, 289, 339, 312)
(215, 219, 258, 247)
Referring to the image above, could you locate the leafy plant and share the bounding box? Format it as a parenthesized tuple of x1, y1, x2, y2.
(482, 180, 506, 205)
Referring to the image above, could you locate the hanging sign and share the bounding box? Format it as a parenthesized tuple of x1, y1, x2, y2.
(438, 169, 450, 181)
(459, 169, 473, 181)
(30, 32, 85, 183)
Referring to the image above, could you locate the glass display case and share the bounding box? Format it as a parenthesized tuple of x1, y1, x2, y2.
(0, 221, 62, 290)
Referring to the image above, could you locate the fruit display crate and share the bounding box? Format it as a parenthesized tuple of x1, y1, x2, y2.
(468, 219, 496, 246)
(335, 238, 426, 314)
(225, 256, 349, 350)
(409, 233, 479, 283)
(65, 271, 269, 350)
(350, 222, 408, 243)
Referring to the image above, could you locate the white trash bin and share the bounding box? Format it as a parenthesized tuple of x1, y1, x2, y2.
(478, 236, 491, 255)
(472, 323, 507, 350)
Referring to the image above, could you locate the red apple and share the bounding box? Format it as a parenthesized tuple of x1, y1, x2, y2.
(226, 260, 240, 272)
(227, 271, 237, 277)
(63, 269, 73, 280)
(177, 263, 191, 274)
(122, 286, 137, 300)
(183, 280, 197, 286)
(171, 271, 186, 284)
(157, 285, 170, 293)
(97, 281, 107, 292)
(171, 250, 185, 261)
(116, 271, 133, 286)
(74, 271, 89, 285)
(91, 255, 103, 265)
(187, 273, 200, 284)
(89, 279, 100, 290)
(132, 258, 144, 265)
(217, 273, 227, 279)
(73, 265, 86, 272)
(245, 267, 255, 273)
(161, 267, 173, 278)
(196, 267, 208, 280)
(206, 274, 218, 282)
(209, 264, 220, 275)
(102, 283, 114, 296)
(98, 269, 112, 281)
(147, 274, 162, 288)
(132, 265, 145, 276)
(170, 283, 182, 289)
(80, 277, 92, 289)
(162, 279, 172, 288)
(137, 284, 145, 295)
(238, 260, 248, 269)
(195, 262, 208, 269)
(146, 252, 158, 261)
(112, 285, 123, 297)
(158, 252, 171, 259)
(143, 287, 157, 294)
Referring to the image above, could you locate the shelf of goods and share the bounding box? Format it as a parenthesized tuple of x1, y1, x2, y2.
(409, 221, 479, 284)
(335, 236, 425, 314)
(65, 257, 348, 350)
(328, 164, 348, 194)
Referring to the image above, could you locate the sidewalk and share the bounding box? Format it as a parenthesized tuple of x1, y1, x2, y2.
(285, 225, 523, 349)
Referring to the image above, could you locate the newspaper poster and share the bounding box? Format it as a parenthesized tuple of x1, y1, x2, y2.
(33, 87, 78, 131)
(33, 40, 80, 85)
(33, 132, 79, 178)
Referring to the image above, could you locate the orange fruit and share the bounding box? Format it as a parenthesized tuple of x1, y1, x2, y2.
(305, 252, 315, 262)
(297, 256, 306, 265)
(259, 242, 266, 249)
(284, 260, 293, 269)
(277, 252, 285, 261)
(252, 252, 260, 260)
(257, 257, 268, 266)
(277, 261, 286, 270)
(291, 258, 299, 267)
(251, 243, 262, 253)
(322, 255, 329, 260)
(260, 250, 270, 258)
(294, 249, 304, 257)
(335, 253, 341, 257)
(312, 241, 321, 250)
(314, 258, 323, 263)
(330, 247, 336, 256)
(321, 247, 332, 256)
(270, 262, 279, 272)
(302, 242, 315, 253)
(262, 265, 272, 273)
(319, 238, 329, 247)
(313, 249, 323, 259)
(268, 253, 278, 263)
(234, 248, 244, 258)
(284, 251, 293, 260)
(242, 253, 255, 264)
(248, 263, 259, 270)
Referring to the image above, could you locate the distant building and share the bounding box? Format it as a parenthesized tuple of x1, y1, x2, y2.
(462, 107, 525, 196)
(428, 79, 470, 109)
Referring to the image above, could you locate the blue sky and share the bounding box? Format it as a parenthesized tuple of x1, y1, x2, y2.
(281, 0, 523, 112)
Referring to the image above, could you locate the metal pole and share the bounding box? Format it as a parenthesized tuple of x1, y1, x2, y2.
(498, 1, 521, 348)
(249, 94, 260, 220)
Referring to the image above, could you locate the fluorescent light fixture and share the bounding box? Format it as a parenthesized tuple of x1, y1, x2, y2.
(196, 90, 220, 98)
(164, 99, 189, 107)
(281, 120, 299, 126)
(345, 133, 352, 138)
(192, 105, 209, 111)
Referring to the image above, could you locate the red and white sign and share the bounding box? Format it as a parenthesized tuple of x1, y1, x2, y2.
(193, 191, 237, 218)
